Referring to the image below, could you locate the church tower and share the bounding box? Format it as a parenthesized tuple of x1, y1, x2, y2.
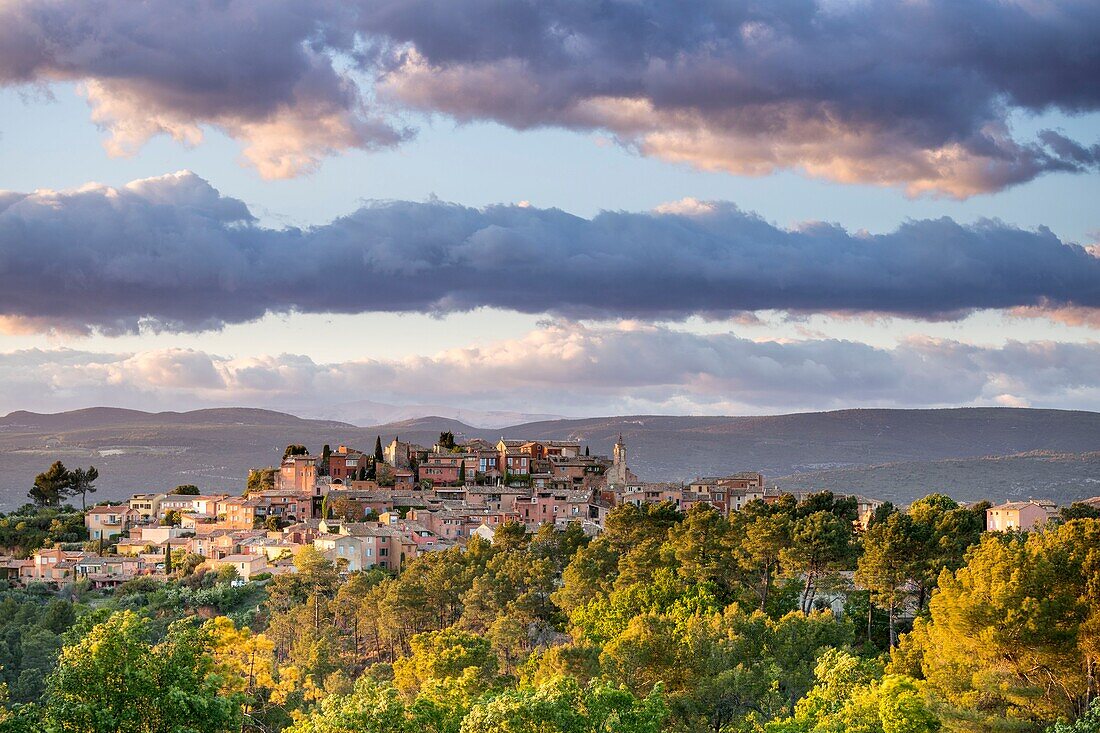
(607, 432, 637, 486)
(613, 433, 626, 469)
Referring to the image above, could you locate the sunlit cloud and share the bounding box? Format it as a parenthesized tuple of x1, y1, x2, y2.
(2, 323, 1098, 416)
(1, 0, 1097, 191)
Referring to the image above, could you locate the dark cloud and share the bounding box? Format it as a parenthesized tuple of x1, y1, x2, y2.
(366, 0, 1100, 195)
(1, 1, 1097, 192)
(2, 325, 1098, 415)
(0, 172, 1097, 333)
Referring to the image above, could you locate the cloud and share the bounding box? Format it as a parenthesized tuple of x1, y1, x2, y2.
(1, 1, 1098, 192)
(1, 323, 1098, 415)
(0, 0, 410, 178)
(0, 171, 1098, 333)
(369, 0, 1100, 195)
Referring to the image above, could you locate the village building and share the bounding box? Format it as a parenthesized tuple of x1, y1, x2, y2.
(128, 493, 166, 520)
(85, 504, 139, 541)
(209, 553, 268, 580)
(986, 500, 1058, 531)
(277, 454, 318, 493)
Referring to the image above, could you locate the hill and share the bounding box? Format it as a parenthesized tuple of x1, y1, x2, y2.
(0, 407, 1096, 508)
(774, 451, 1100, 505)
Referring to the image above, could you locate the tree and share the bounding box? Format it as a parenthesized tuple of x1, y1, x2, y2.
(42, 610, 240, 732)
(599, 614, 682, 696)
(734, 511, 792, 611)
(856, 512, 920, 647)
(67, 466, 98, 511)
(374, 436, 385, 463)
(1060, 503, 1100, 522)
(439, 432, 456, 450)
(170, 484, 200, 495)
(28, 462, 70, 508)
(246, 468, 276, 495)
(320, 444, 332, 476)
(164, 543, 173, 575)
(781, 511, 854, 614)
(770, 649, 939, 733)
(553, 539, 619, 615)
(283, 678, 415, 733)
(866, 501, 898, 529)
(283, 444, 309, 460)
(898, 519, 1100, 728)
(667, 505, 734, 594)
(492, 521, 528, 552)
(460, 676, 667, 733)
(1047, 699, 1100, 733)
(458, 463, 466, 485)
(393, 628, 497, 699)
(905, 494, 983, 609)
(161, 509, 182, 527)
(266, 515, 290, 532)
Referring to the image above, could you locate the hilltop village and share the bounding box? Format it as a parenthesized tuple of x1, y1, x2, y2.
(5, 433, 787, 585)
(2, 432, 1086, 589)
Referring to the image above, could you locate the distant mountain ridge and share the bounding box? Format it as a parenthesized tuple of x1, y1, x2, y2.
(0, 406, 1096, 508)
(295, 399, 563, 429)
(1, 407, 354, 431)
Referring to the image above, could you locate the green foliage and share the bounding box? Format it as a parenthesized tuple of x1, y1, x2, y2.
(1059, 502, 1100, 522)
(782, 510, 855, 614)
(283, 444, 309, 460)
(286, 675, 666, 733)
(897, 519, 1100, 729)
(246, 468, 276, 495)
(0, 506, 86, 556)
(856, 512, 921, 647)
(768, 649, 940, 733)
(285, 677, 415, 733)
(171, 485, 201, 495)
(460, 676, 668, 733)
(27, 462, 98, 510)
(393, 628, 498, 698)
(1046, 698, 1100, 733)
(42, 610, 241, 733)
(66, 466, 99, 511)
(0, 593, 75, 704)
(28, 462, 70, 508)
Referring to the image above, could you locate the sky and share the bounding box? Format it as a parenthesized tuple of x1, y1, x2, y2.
(0, 0, 1098, 420)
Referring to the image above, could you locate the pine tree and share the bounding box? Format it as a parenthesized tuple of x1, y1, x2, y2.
(374, 436, 384, 463)
(29, 461, 70, 507)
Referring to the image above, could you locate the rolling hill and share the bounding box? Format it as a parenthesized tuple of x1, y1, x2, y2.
(0, 407, 1097, 509)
